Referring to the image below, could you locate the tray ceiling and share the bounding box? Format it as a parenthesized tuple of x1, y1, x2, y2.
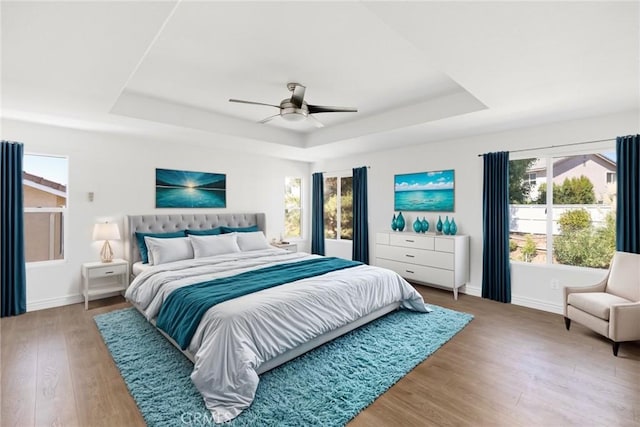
(2, 1, 638, 161)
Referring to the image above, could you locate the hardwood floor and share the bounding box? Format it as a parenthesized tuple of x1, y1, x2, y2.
(1, 286, 638, 426)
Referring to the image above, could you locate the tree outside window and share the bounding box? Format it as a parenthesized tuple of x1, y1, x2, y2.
(340, 177, 353, 240)
(284, 177, 302, 238)
(324, 175, 353, 240)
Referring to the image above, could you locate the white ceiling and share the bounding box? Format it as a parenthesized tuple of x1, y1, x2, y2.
(2, 1, 638, 162)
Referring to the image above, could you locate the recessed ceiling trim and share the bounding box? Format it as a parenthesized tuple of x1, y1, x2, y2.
(108, 0, 182, 108)
(303, 90, 488, 148)
(111, 90, 303, 147)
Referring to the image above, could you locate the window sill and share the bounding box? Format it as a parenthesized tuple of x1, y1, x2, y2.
(26, 259, 67, 269)
(510, 260, 608, 273)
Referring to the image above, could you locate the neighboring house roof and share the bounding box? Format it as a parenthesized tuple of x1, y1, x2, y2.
(528, 154, 616, 174)
(23, 171, 67, 198)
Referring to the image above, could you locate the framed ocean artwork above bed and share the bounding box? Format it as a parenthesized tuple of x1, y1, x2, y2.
(155, 168, 226, 208)
(394, 169, 455, 212)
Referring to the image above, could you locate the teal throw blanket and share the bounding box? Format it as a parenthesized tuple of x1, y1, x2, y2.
(156, 257, 362, 349)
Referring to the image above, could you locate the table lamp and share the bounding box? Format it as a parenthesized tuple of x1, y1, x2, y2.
(93, 222, 120, 263)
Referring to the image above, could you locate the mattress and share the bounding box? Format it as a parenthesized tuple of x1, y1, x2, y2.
(131, 261, 153, 276)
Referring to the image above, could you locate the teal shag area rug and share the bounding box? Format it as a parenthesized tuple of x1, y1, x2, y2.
(95, 306, 472, 426)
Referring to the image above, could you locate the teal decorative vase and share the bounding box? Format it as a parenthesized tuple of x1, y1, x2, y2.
(421, 217, 429, 233)
(391, 214, 398, 231)
(396, 212, 405, 231)
(450, 218, 458, 235)
(412, 217, 422, 233)
(443, 216, 451, 235)
(436, 216, 443, 233)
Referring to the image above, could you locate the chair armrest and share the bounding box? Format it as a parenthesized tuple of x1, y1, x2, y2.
(563, 275, 608, 316)
(609, 302, 640, 342)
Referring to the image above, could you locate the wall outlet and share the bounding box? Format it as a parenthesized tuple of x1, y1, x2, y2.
(550, 279, 560, 290)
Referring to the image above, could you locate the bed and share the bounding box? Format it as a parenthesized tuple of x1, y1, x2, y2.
(123, 213, 430, 423)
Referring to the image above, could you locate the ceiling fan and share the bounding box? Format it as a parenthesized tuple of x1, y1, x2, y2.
(229, 82, 357, 128)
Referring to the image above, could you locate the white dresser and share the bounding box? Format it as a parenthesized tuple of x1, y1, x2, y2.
(375, 231, 470, 299)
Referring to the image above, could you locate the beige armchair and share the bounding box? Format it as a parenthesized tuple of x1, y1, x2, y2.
(564, 251, 640, 356)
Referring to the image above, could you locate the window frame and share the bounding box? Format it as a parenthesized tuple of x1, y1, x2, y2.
(323, 172, 353, 241)
(526, 172, 537, 187)
(606, 171, 616, 185)
(509, 147, 616, 271)
(24, 153, 69, 266)
(284, 176, 303, 240)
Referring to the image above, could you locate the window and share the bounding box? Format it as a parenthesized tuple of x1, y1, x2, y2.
(606, 171, 616, 185)
(509, 152, 616, 269)
(323, 175, 353, 240)
(284, 177, 302, 238)
(526, 172, 537, 187)
(23, 154, 68, 263)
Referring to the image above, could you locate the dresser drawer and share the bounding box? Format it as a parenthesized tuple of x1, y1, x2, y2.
(434, 237, 455, 253)
(376, 258, 455, 288)
(376, 244, 454, 269)
(87, 264, 127, 279)
(389, 233, 434, 250)
(376, 232, 390, 245)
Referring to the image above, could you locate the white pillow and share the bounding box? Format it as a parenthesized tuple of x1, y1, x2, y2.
(189, 233, 241, 258)
(144, 236, 194, 266)
(147, 248, 155, 265)
(236, 231, 271, 251)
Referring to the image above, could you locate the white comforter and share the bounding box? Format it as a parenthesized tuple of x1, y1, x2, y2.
(125, 249, 429, 423)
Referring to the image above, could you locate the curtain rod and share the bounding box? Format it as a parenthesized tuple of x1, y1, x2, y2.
(316, 166, 370, 174)
(476, 138, 615, 157)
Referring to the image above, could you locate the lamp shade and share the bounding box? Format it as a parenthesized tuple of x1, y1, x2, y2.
(93, 222, 120, 241)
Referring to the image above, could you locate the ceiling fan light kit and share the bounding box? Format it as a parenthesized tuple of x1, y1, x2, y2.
(280, 101, 308, 121)
(230, 82, 357, 127)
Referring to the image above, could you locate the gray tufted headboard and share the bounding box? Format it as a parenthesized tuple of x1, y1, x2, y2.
(125, 213, 266, 265)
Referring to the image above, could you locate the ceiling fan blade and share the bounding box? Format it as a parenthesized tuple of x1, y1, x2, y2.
(290, 84, 306, 108)
(307, 104, 358, 114)
(229, 99, 280, 108)
(258, 114, 280, 124)
(307, 114, 325, 128)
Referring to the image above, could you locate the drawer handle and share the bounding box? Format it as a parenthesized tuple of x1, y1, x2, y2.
(104, 271, 114, 275)
(405, 270, 415, 274)
(405, 239, 414, 243)
(405, 254, 415, 258)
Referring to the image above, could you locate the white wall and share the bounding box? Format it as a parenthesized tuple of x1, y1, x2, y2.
(2, 119, 311, 311)
(5, 110, 638, 314)
(313, 110, 639, 314)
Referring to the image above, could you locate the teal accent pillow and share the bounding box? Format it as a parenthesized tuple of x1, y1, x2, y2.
(186, 227, 222, 236)
(135, 230, 186, 264)
(221, 225, 259, 233)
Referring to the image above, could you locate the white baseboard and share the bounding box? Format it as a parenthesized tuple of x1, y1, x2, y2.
(27, 291, 123, 312)
(510, 295, 563, 315)
(27, 294, 83, 311)
(461, 285, 481, 297)
(28, 286, 562, 316)
(460, 285, 563, 314)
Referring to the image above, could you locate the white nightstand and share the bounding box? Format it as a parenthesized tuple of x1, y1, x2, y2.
(272, 242, 298, 253)
(81, 259, 129, 310)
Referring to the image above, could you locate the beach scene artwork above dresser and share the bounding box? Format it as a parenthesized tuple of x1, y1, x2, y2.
(394, 170, 455, 212)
